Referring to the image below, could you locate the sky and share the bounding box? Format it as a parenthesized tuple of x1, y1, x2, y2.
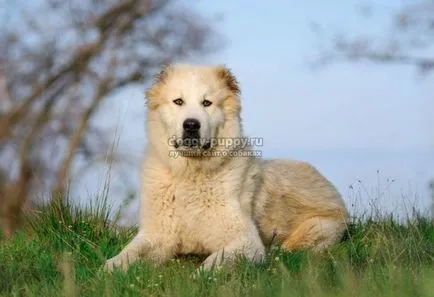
(67, 0, 434, 223)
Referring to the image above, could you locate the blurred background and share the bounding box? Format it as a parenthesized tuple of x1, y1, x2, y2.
(0, 0, 433, 236)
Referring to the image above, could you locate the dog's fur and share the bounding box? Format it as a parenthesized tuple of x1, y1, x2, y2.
(104, 64, 348, 271)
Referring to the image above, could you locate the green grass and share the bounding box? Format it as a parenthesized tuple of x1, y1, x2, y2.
(0, 199, 433, 297)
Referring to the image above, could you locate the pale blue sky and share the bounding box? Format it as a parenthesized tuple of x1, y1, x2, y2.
(63, 0, 434, 220)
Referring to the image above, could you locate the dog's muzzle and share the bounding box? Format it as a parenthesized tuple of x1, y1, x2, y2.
(173, 118, 211, 150)
(179, 118, 201, 148)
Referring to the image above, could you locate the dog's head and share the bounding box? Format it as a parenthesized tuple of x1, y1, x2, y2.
(146, 64, 242, 154)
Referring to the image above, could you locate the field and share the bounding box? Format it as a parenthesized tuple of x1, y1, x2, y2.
(0, 199, 433, 297)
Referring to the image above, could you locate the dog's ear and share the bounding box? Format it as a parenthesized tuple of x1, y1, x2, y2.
(215, 66, 240, 95)
(145, 65, 171, 110)
(153, 64, 170, 84)
(215, 66, 241, 117)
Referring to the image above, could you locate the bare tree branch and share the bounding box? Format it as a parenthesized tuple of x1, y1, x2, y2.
(0, 0, 221, 237)
(318, 1, 434, 75)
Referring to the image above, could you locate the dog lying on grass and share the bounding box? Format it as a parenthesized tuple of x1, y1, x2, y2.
(104, 64, 348, 271)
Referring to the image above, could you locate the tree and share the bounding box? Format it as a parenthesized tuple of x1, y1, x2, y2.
(318, 1, 434, 75)
(0, 0, 221, 238)
(316, 0, 433, 218)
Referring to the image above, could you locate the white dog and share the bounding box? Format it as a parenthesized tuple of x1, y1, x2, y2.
(104, 64, 348, 272)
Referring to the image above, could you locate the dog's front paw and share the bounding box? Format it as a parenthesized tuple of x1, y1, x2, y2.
(103, 255, 130, 273)
(200, 253, 225, 270)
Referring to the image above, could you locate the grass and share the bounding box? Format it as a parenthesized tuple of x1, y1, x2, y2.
(0, 199, 433, 297)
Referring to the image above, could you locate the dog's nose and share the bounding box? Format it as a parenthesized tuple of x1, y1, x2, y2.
(183, 118, 201, 132)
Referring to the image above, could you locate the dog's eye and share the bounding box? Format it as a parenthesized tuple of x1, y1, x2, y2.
(173, 98, 184, 106)
(202, 99, 212, 107)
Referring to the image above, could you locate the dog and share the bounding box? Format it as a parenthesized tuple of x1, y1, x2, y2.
(104, 64, 349, 272)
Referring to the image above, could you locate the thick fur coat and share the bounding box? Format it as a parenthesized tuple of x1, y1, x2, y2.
(104, 64, 348, 271)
